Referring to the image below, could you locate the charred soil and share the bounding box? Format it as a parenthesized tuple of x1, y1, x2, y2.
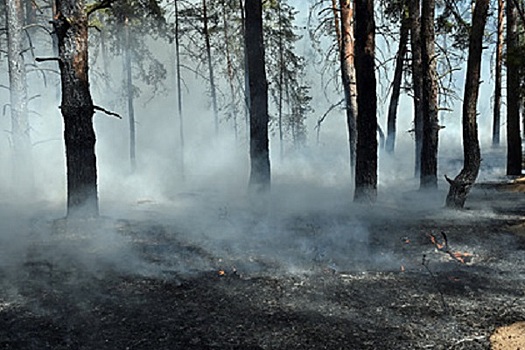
(1, 182, 525, 349)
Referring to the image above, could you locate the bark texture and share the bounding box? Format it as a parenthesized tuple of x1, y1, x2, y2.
(174, 0, 185, 180)
(492, 0, 504, 147)
(6, 0, 34, 193)
(353, 0, 377, 203)
(420, 0, 439, 189)
(245, 0, 271, 192)
(339, 0, 358, 175)
(409, 0, 423, 177)
(385, 12, 409, 154)
(445, 0, 489, 208)
(123, 16, 136, 172)
(203, 0, 219, 136)
(53, 0, 98, 217)
(506, 0, 522, 176)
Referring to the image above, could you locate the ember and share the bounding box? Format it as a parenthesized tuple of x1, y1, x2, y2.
(217, 270, 225, 276)
(428, 231, 473, 264)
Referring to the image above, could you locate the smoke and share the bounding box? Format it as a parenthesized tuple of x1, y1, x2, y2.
(0, 4, 512, 296)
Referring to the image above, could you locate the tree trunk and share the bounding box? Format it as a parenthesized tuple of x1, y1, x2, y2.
(339, 0, 358, 177)
(385, 12, 409, 154)
(174, 0, 185, 180)
(353, 0, 377, 203)
(445, 0, 489, 208)
(123, 16, 136, 173)
(203, 0, 219, 136)
(240, 0, 250, 140)
(506, 0, 522, 176)
(278, 0, 284, 161)
(53, 0, 98, 217)
(6, 0, 34, 194)
(409, 0, 423, 177)
(420, 0, 439, 189)
(492, 0, 504, 147)
(222, 0, 238, 141)
(245, 0, 271, 192)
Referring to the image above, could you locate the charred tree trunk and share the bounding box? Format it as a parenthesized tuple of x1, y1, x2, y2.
(6, 0, 34, 193)
(245, 0, 271, 192)
(492, 0, 504, 147)
(339, 0, 358, 177)
(123, 16, 136, 173)
(445, 0, 489, 208)
(409, 0, 423, 177)
(506, 0, 522, 176)
(53, 1, 98, 217)
(174, 0, 185, 180)
(385, 12, 409, 154)
(203, 0, 219, 136)
(420, 0, 439, 189)
(354, 0, 377, 203)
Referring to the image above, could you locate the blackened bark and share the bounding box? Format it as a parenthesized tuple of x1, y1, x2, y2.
(420, 0, 439, 189)
(6, 0, 34, 193)
(339, 0, 358, 176)
(53, 3, 98, 217)
(409, 0, 423, 177)
(353, 0, 377, 203)
(492, 0, 504, 147)
(506, 0, 522, 175)
(385, 12, 409, 154)
(445, 0, 489, 208)
(245, 0, 271, 192)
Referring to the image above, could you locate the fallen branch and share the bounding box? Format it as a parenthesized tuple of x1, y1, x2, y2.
(428, 231, 472, 264)
(422, 254, 449, 314)
(94, 105, 121, 119)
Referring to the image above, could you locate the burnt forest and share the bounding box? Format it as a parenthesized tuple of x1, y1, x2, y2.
(1, 0, 525, 349)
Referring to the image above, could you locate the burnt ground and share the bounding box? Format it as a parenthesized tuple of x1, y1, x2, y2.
(1, 183, 525, 349)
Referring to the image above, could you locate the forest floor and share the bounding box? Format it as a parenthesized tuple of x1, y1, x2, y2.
(1, 178, 525, 349)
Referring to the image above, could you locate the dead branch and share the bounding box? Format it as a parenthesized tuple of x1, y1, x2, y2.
(35, 57, 60, 62)
(429, 231, 469, 264)
(421, 254, 449, 314)
(94, 105, 122, 119)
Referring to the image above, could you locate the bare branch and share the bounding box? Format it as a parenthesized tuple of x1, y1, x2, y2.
(23, 24, 52, 35)
(93, 105, 122, 119)
(35, 57, 60, 62)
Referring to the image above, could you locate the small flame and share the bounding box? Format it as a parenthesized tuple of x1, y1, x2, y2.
(218, 270, 225, 276)
(430, 235, 445, 250)
(452, 252, 472, 264)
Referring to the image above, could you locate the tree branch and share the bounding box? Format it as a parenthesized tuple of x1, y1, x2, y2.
(94, 105, 122, 119)
(35, 57, 60, 62)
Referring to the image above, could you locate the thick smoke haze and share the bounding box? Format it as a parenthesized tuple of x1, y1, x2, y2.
(0, 5, 509, 282)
